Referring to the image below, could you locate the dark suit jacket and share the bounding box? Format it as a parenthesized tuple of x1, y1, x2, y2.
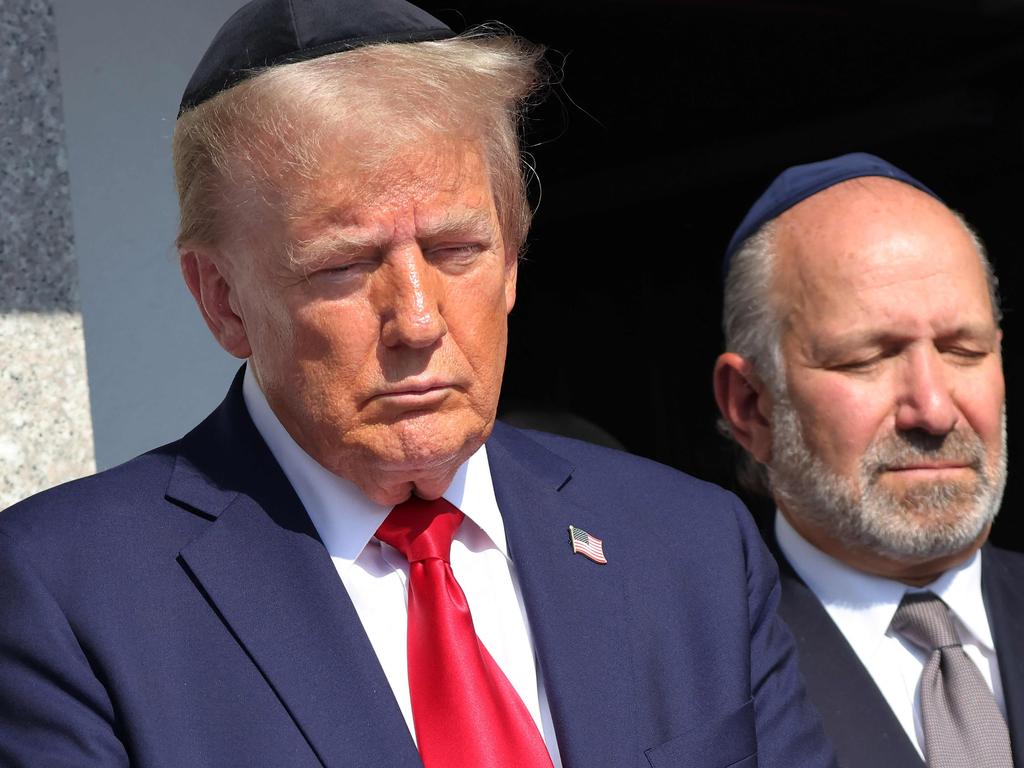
(0, 374, 836, 767)
(775, 535, 1024, 768)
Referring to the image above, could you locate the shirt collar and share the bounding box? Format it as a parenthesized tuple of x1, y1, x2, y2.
(775, 512, 991, 654)
(926, 547, 993, 653)
(241, 364, 508, 566)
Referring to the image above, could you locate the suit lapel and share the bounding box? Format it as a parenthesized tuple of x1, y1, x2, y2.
(776, 563, 924, 768)
(981, 545, 1024, 765)
(168, 370, 420, 768)
(486, 425, 636, 768)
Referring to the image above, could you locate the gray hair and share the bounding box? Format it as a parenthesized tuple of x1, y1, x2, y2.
(719, 207, 1002, 497)
(717, 219, 784, 495)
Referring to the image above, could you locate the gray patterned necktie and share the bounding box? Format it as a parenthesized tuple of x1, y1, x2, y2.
(890, 591, 1013, 768)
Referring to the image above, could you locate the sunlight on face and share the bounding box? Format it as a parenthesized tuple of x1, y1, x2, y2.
(770, 395, 1006, 560)
(221, 138, 517, 504)
(768, 178, 1006, 562)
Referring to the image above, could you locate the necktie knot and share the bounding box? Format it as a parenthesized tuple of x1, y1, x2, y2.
(891, 591, 960, 653)
(376, 495, 464, 564)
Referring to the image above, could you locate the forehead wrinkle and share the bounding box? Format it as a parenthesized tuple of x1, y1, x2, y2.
(295, 133, 480, 205)
(263, 139, 497, 276)
(282, 143, 487, 228)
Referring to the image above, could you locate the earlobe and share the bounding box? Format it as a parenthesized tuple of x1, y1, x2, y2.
(713, 353, 773, 463)
(180, 249, 252, 358)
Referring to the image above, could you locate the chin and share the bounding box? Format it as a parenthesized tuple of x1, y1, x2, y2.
(380, 413, 492, 472)
(854, 494, 997, 562)
(361, 436, 478, 505)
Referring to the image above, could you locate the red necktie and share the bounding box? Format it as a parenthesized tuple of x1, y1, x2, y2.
(377, 495, 554, 768)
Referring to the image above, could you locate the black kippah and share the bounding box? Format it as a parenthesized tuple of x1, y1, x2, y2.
(723, 152, 942, 277)
(179, 0, 455, 116)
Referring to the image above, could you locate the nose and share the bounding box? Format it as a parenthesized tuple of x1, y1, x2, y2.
(380, 248, 447, 349)
(894, 346, 959, 435)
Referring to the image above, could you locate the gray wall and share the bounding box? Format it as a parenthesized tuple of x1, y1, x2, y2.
(1, 0, 94, 507)
(2, 0, 247, 507)
(52, 0, 242, 470)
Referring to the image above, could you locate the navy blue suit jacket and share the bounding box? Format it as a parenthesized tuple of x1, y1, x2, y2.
(0, 375, 836, 767)
(776, 539, 1024, 768)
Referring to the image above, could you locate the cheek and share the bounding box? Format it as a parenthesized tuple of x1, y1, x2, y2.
(958, 366, 1006, 451)
(448, 267, 510, 357)
(289, 295, 377, 359)
(442, 315, 507, 419)
(237, 283, 295, 359)
(250, 292, 377, 396)
(450, 310, 507, 381)
(788, 375, 892, 469)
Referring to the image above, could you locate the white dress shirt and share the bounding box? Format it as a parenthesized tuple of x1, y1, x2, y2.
(776, 513, 1005, 759)
(242, 367, 562, 766)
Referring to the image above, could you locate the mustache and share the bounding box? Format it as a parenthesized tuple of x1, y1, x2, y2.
(863, 428, 986, 480)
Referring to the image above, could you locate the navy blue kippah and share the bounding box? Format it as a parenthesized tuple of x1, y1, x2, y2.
(179, 0, 455, 116)
(723, 152, 942, 275)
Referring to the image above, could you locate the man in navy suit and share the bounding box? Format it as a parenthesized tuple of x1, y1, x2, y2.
(0, 2, 836, 766)
(714, 153, 1023, 767)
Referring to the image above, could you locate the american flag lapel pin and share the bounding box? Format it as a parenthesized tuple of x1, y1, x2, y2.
(568, 525, 607, 565)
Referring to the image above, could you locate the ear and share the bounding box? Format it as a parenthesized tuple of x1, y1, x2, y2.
(713, 352, 774, 463)
(503, 251, 518, 313)
(180, 249, 252, 359)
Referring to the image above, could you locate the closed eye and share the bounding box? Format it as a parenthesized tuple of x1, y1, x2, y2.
(825, 347, 900, 372)
(426, 242, 488, 269)
(324, 262, 366, 273)
(313, 259, 375, 276)
(828, 357, 883, 373)
(303, 257, 379, 289)
(941, 347, 989, 363)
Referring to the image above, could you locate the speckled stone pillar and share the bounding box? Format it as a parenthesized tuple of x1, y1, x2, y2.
(1, 0, 95, 508)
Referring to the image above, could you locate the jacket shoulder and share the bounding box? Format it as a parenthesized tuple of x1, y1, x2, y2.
(0, 443, 181, 546)
(985, 543, 1024, 570)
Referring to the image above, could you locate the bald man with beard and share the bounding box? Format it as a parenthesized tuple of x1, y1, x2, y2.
(714, 153, 1024, 768)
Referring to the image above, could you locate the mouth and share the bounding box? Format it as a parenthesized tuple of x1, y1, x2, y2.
(886, 460, 971, 470)
(369, 379, 458, 406)
(879, 462, 976, 480)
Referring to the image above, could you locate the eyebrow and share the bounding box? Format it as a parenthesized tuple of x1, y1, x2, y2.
(415, 208, 497, 241)
(287, 231, 377, 270)
(812, 322, 998, 358)
(288, 207, 497, 268)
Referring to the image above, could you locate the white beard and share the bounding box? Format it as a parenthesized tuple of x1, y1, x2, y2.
(767, 396, 1007, 560)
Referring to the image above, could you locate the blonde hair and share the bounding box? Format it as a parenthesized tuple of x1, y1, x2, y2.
(173, 30, 544, 255)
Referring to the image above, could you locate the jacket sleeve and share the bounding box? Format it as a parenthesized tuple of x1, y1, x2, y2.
(734, 499, 839, 768)
(0, 530, 130, 767)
